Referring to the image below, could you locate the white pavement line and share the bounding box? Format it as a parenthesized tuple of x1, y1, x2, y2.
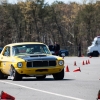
(0, 81, 85, 100)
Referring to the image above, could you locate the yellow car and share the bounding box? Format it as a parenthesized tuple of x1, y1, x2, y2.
(0, 42, 64, 81)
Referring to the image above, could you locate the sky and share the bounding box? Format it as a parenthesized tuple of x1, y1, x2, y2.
(45, 0, 98, 4)
(8, 0, 97, 4)
(8, 0, 87, 4)
(45, 0, 82, 4)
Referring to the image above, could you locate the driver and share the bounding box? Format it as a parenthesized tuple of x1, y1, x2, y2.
(26, 47, 34, 54)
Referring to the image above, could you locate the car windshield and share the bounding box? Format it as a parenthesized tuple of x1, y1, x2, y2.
(12, 44, 50, 56)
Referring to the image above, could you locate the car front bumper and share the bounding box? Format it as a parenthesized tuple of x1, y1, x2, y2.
(15, 66, 64, 76)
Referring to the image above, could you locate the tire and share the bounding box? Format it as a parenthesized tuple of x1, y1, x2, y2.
(0, 70, 8, 79)
(10, 67, 22, 81)
(36, 75, 46, 80)
(53, 69, 64, 80)
(0, 70, 5, 79)
(93, 51, 99, 57)
(89, 53, 93, 57)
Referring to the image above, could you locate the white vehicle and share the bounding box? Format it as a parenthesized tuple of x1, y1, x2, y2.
(87, 36, 100, 57)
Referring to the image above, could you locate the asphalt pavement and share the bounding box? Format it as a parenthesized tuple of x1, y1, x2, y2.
(0, 57, 100, 100)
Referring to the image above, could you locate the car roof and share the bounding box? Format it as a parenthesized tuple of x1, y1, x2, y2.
(6, 42, 44, 47)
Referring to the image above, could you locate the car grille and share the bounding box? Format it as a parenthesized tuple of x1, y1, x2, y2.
(27, 60, 56, 67)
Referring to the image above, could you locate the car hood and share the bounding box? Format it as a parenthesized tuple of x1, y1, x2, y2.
(18, 54, 57, 61)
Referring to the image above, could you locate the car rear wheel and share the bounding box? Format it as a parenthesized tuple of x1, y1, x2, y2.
(93, 51, 99, 57)
(53, 69, 64, 80)
(10, 67, 22, 81)
(0, 70, 8, 79)
(36, 75, 46, 80)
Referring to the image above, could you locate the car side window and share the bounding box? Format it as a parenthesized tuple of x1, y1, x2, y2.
(3, 47, 10, 56)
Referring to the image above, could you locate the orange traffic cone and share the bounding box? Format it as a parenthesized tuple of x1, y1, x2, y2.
(1, 91, 15, 100)
(86, 60, 88, 65)
(81, 55, 84, 57)
(88, 59, 90, 64)
(65, 66, 70, 72)
(62, 57, 64, 59)
(74, 61, 77, 66)
(73, 67, 81, 72)
(82, 61, 85, 65)
(89, 56, 92, 58)
(97, 90, 100, 100)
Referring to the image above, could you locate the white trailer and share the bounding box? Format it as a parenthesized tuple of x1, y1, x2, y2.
(87, 36, 100, 57)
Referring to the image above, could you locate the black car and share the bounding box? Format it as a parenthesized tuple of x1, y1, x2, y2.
(58, 49, 69, 57)
(0, 47, 3, 53)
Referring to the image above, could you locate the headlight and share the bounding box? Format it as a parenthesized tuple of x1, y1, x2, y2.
(58, 60, 64, 66)
(17, 62, 23, 68)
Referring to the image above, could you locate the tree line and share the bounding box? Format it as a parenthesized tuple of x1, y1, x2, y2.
(0, 0, 100, 56)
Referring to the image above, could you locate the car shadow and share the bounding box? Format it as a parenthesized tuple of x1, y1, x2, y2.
(7, 76, 75, 81)
(20, 78, 75, 81)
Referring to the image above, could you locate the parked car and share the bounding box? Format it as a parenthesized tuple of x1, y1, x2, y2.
(48, 45, 69, 57)
(0, 47, 3, 53)
(58, 49, 69, 57)
(0, 42, 64, 81)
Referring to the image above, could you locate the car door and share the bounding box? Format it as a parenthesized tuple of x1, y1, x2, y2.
(0, 46, 11, 74)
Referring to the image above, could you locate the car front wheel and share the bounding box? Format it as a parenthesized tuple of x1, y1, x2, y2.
(10, 67, 22, 81)
(53, 69, 64, 80)
(0, 70, 8, 79)
(93, 51, 99, 57)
